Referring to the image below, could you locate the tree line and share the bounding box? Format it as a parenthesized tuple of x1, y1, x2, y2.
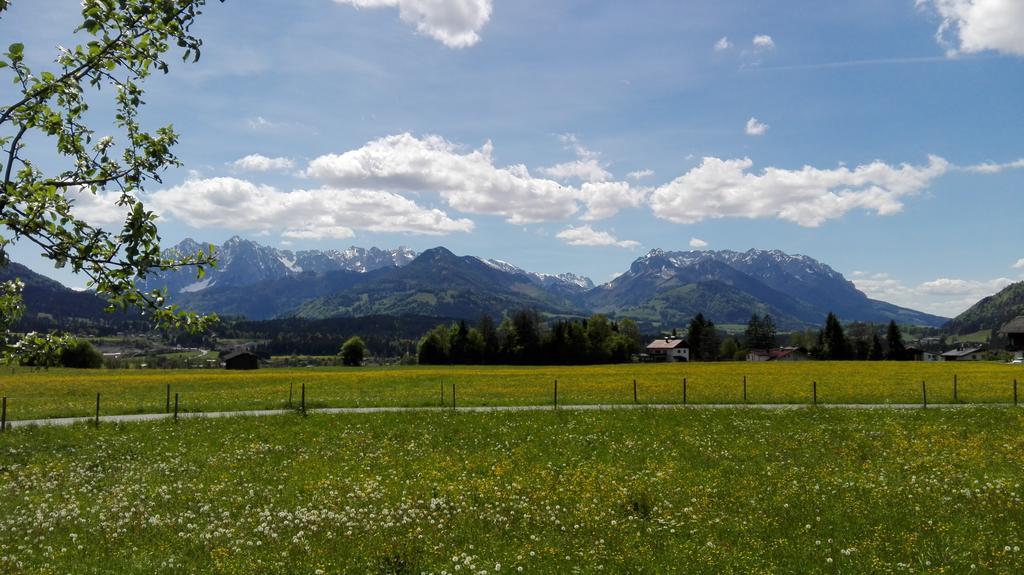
(417, 310, 644, 365)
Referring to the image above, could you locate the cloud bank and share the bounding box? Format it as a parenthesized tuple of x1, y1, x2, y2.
(918, 0, 1024, 56)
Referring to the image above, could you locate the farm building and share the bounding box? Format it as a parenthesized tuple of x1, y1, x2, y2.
(1000, 316, 1024, 357)
(746, 347, 810, 362)
(644, 338, 690, 362)
(224, 350, 260, 370)
(941, 345, 986, 362)
(905, 347, 942, 362)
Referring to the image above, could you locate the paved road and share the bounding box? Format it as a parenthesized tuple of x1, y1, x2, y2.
(3, 402, 1015, 430)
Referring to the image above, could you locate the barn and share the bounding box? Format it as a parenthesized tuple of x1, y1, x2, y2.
(1001, 316, 1024, 350)
(224, 350, 260, 370)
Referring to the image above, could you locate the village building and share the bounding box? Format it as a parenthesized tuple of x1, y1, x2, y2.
(905, 346, 942, 362)
(941, 345, 986, 362)
(1000, 316, 1024, 359)
(746, 347, 810, 362)
(223, 350, 260, 370)
(643, 338, 690, 362)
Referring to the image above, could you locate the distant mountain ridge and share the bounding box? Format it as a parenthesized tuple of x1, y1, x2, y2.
(10, 239, 950, 330)
(144, 236, 418, 295)
(584, 249, 947, 328)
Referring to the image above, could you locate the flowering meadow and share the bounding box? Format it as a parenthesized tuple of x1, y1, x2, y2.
(0, 362, 1022, 421)
(1, 408, 1023, 573)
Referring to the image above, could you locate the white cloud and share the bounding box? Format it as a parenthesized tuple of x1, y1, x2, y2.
(962, 158, 1024, 173)
(540, 134, 613, 184)
(305, 133, 643, 223)
(745, 117, 769, 136)
(68, 188, 132, 227)
(753, 34, 776, 49)
(540, 159, 612, 184)
(851, 271, 1017, 317)
(230, 154, 296, 172)
(334, 0, 492, 48)
(148, 177, 474, 239)
(556, 225, 640, 249)
(917, 0, 1024, 56)
(627, 169, 655, 181)
(1014, 258, 1024, 269)
(579, 181, 649, 221)
(689, 238, 709, 249)
(714, 36, 732, 51)
(650, 155, 950, 227)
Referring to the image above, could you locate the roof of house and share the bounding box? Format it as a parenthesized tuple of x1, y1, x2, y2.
(223, 350, 259, 361)
(748, 347, 804, 360)
(941, 346, 985, 358)
(1000, 316, 1024, 335)
(646, 338, 687, 350)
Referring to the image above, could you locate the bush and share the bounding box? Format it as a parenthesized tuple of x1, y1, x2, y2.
(340, 336, 367, 367)
(60, 340, 103, 369)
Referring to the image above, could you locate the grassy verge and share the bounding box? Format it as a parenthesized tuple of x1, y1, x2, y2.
(2, 409, 1023, 573)
(0, 363, 1022, 421)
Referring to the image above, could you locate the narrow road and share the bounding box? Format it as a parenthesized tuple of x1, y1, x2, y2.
(4, 402, 1014, 430)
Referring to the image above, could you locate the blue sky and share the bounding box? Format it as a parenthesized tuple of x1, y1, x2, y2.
(4, 0, 1024, 317)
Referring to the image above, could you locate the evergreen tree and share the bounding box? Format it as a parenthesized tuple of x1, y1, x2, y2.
(688, 313, 720, 361)
(478, 314, 499, 363)
(868, 332, 885, 361)
(820, 312, 850, 360)
(886, 320, 907, 361)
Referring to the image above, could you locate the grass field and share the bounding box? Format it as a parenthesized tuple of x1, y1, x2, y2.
(1, 408, 1023, 573)
(1, 363, 1023, 421)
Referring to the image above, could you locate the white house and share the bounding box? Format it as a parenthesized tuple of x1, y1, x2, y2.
(906, 347, 942, 362)
(645, 338, 690, 362)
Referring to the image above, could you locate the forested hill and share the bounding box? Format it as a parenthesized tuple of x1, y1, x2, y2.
(945, 281, 1024, 335)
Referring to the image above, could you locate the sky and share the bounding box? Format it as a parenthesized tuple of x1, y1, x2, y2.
(3, 0, 1024, 318)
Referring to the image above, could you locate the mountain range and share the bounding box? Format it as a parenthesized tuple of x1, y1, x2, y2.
(6, 236, 953, 331)
(134, 237, 946, 329)
(944, 281, 1024, 336)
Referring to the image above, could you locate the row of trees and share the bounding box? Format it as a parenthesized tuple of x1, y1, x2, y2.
(417, 310, 644, 365)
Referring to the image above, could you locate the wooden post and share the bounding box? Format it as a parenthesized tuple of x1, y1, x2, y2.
(683, 378, 687, 405)
(165, 384, 171, 413)
(1, 397, 6, 432)
(812, 381, 817, 406)
(953, 374, 958, 403)
(452, 383, 456, 409)
(633, 379, 638, 404)
(743, 376, 747, 403)
(174, 393, 179, 421)
(440, 380, 444, 406)
(301, 383, 306, 415)
(554, 380, 558, 409)
(1015, 380, 1018, 407)
(95, 393, 100, 427)
(922, 381, 928, 408)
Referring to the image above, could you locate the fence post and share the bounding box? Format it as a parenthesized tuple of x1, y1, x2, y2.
(743, 376, 747, 403)
(440, 380, 444, 407)
(922, 381, 928, 408)
(174, 393, 179, 421)
(95, 393, 100, 427)
(1, 397, 6, 432)
(683, 378, 687, 406)
(633, 379, 638, 404)
(812, 381, 817, 406)
(301, 383, 306, 416)
(554, 380, 558, 409)
(1015, 380, 1018, 407)
(953, 374, 958, 403)
(165, 384, 171, 414)
(452, 383, 456, 409)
